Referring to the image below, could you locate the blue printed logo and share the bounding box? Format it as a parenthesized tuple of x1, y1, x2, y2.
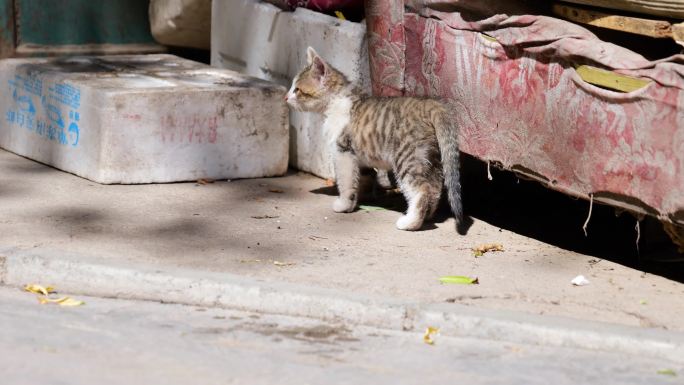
(5, 73, 81, 147)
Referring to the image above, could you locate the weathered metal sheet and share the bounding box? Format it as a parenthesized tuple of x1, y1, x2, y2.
(366, 0, 684, 226)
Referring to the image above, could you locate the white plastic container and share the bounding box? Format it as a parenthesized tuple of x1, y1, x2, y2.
(211, 0, 370, 178)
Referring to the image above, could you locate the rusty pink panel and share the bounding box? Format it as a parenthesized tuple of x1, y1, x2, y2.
(365, 0, 405, 96)
(400, 13, 684, 221)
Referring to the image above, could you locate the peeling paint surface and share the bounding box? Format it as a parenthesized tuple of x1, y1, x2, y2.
(366, 1, 684, 223)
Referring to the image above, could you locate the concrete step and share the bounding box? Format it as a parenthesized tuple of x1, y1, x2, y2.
(211, 0, 370, 179)
(2, 247, 683, 364)
(0, 54, 288, 184)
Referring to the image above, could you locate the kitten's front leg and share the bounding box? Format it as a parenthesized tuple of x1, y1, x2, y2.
(332, 149, 360, 213)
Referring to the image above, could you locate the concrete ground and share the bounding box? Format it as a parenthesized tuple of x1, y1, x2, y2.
(0, 149, 682, 331)
(1, 287, 680, 385)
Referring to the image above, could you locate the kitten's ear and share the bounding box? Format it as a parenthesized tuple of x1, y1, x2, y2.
(310, 55, 327, 81)
(306, 46, 319, 65)
(306, 46, 327, 81)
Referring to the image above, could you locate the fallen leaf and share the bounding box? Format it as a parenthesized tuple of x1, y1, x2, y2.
(37, 296, 85, 307)
(359, 205, 387, 212)
(439, 276, 479, 285)
(657, 369, 677, 376)
(24, 284, 55, 296)
(423, 326, 439, 345)
(334, 10, 346, 20)
(269, 189, 284, 194)
(571, 275, 590, 286)
(196, 178, 215, 185)
(325, 179, 335, 187)
(472, 243, 504, 257)
(273, 260, 296, 266)
(251, 215, 280, 219)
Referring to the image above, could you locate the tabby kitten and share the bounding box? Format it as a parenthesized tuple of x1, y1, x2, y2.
(286, 47, 463, 232)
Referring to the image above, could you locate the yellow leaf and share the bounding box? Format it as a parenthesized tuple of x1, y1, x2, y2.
(472, 243, 504, 257)
(273, 260, 295, 266)
(334, 11, 346, 20)
(37, 296, 85, 307)
(56, 297, 85, 307)
(24, 284, 56, 296)
(423, 326, 439, 345)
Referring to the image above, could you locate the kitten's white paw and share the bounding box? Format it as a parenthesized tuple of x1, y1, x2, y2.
(396, 214, 422, 231)
(333, 198, 355, 213)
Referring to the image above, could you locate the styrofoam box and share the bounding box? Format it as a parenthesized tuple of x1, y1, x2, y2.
(0, 54, 288, 184)
(211, 0, 370, 179)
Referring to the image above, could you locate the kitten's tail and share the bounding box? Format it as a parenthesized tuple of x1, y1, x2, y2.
(434, 106, 465, 234)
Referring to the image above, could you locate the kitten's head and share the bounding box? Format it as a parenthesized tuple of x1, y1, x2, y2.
(285, 47, 349, 112)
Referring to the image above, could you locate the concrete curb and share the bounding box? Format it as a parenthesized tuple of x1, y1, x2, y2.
(1, 248, 682, 363)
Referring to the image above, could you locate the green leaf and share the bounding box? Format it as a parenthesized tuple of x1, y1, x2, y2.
(657, 369, 677, 376)
(359, 205, 387, 212)
(439, 276, 479, 285)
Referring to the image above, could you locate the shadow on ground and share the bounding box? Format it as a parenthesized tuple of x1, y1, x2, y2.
(310, 155, 684, 283)
(457, 155, 684, 283)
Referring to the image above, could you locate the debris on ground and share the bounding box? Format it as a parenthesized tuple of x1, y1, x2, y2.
(196, 178, 215, 185)
(439, 276, 479, 285)
(359, 205, 387, 212)
(657, 369, 677, 376)
(239, 259, 296, 267)
(472, 243, 504, 257)
(325, 178, 335, 187)
(273, 260, 296, 267)
(268, 188, 284, 194)
(37, 297, 85, 306)
(571, 275, 590, 286)
(24, 284, 85, 306)
(251, 215, 280, 219)
(24, 284, 55, 296)
(423, 326, 440, 345)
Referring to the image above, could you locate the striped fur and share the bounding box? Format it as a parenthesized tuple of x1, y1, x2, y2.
(287, 47, 463, 232)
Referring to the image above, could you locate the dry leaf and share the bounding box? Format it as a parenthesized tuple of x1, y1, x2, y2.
(269, 189, 284, 194)
(359, 205, 387, 212)
(196, 178, 215, 185)
(273, 260, 296, 266)
(472, 243, 504, 257)
(657, 369, 677, 376)
(24, 284, 55, 296)
(38, 296, 85, 306)
(55, 297, 86, 307)
(439, 276, 479, 285)
(423, 326, 439, 345)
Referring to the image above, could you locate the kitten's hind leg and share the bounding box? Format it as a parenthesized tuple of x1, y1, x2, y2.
(375, 169, 394, 190)
(332, 150, 360, 213)
(396, 183, 431, 231)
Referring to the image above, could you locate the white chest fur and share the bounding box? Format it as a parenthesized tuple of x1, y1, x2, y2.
(323, 96, 352, 145)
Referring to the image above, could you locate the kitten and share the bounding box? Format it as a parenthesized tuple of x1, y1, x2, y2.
(286, 47, 464, 232)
